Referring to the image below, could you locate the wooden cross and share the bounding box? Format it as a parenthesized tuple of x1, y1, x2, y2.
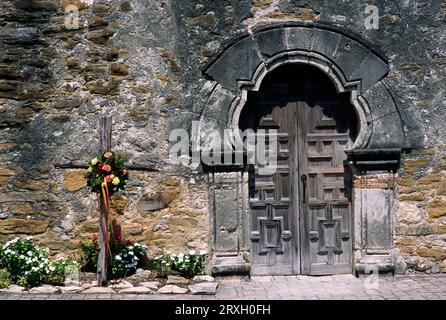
(97, 116, 112, 286)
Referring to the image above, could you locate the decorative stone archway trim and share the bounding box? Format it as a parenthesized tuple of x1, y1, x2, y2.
(205, 23, 388, 93)
(196, 23, 412, 276)
(227, 50, 373, 149)
(196, 22, 410, 153)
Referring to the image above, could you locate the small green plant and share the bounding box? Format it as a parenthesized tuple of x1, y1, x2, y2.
(0, 237, 49, 288)
(0, 269, 12, 288)
(152, 253, 173, 278)
(79, 234, 99, 271)
(153, 250, 207, 279)
(46, 257, 79, 285)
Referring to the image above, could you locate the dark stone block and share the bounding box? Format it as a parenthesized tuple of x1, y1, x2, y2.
(201, 84, 235, 125)
(363, 81, 407, 149)
(205, 36, 263, 91)
(255, 28, 286, 57)
(333, 37, 369, 81)
(285, 26, 314, 52)
(211, 256, 250, 276)
(310, 28, 343, 59)
(350, 52, 389, 92)
(197, 85, 238, 156)
(368, 115, 406, 149)
(206, 84, 236, 113)
(346, 148, 401, 173)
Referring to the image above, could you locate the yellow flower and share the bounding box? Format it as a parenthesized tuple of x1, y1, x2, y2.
(91, 158, 98, 165)
(110, 174, 115, 179)
(112, 177, 120, 185)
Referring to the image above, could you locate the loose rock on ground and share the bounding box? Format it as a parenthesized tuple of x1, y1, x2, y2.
(157, 285, 188, 294)
(189, 282, 219, 295)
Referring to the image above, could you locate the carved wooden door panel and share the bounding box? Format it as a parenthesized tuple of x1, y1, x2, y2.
(297, 100, 353, 275)
(248, 98, 299, 276)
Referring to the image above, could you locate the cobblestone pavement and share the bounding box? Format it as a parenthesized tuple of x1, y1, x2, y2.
(1, 274, 446, 300)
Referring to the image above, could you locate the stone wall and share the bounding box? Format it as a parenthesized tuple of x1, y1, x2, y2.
(0, 0, 214, 260)
(395, 148, 446, 273)
(0, 0, 445, 274)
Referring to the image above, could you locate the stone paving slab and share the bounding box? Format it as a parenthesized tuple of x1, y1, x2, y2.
(0, 275, 446, 300)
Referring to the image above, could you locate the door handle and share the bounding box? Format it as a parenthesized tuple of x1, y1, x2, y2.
(301, 174, 308, 204)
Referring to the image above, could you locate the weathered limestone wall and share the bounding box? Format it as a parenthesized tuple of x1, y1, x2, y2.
(395, 148, 446, 273)
(0, 0, 215, 260)
(0, 0, 445, 273)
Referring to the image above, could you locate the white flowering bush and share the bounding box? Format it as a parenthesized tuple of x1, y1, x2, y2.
(109, 242, 147, 278)
(153, 250, 207, 278)
(0, 237, 49, 287)
(0, 237, 78, 288)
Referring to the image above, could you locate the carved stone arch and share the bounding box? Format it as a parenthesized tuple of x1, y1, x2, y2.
(195, 23, 410, 156)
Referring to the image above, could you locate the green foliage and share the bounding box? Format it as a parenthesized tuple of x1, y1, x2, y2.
(171, 251, 206, 278)
(0, 269, 12, 288)
(79, 235, 99, 271)
(152, 253, 173, 278)
(153, 250, 207, 279)
(46, 257, 78, 285)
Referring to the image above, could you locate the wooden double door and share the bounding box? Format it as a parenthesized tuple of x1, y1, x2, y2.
(240, 65, 357, 276)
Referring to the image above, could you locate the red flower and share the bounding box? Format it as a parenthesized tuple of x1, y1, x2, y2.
(92, 234, 98, 241)
(79, 240, 83, 244)
(103, 164, 111, 172)
(126, 240, 133, 246)
(98, 162, 103, 168)
(105, 175, 112, 183)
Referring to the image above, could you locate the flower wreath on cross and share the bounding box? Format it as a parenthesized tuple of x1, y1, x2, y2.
(85, 151, 129, 196)
(84, 151, 129, 260)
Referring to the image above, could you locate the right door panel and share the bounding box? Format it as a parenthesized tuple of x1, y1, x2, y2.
(297, 99, 354, 275)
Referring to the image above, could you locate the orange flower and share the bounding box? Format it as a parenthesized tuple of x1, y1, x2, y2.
(103, 164, 111, 172)
(87, 166, 93, 173)
(123, 169, 127, 175)
(104, 151, 113, 158)
(105, 175, 112, 183)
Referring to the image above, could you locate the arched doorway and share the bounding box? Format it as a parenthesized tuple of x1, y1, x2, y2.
(239, 64, 358, 275)
(200, 24, 410, 277)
